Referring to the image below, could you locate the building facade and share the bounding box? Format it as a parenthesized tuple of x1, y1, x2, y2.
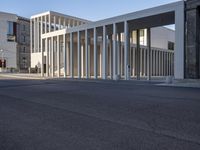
(0, 12, 17, 70)
(16, 17, 30, 72)
(0, 11, 30, 72)
(31, 1, 184, 80)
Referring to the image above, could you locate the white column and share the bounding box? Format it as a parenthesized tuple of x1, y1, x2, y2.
(46, 38, 49, 77)
(88, 42, 91, 78)
(140, 49, 143, 77)
(37, 18, 40, 53)
(147, 28, 151, 80)
(70, 33, 74, 78)
(136, 29, 140, 80)
(160, 51, 162, 76)
(63, 34, 66, 77)
(100, 43, 102, 77)
(85, 29, 89, 79)
(41, 17, 44, 77)
(81, 44, 84, 78)
(77, 31, 81, 79)
(66, 41, 70, 76)
(175, 3, 184, 79)
(113, 23, 117, 79)
(144, 49, 146, 76)
(152, 50, 155, 76)
(102, 26, 107, 79)
(133, 48, 136, 77)
(124, 21, 130, 80)
(94, 27, 97, 79)
(161, 51, 163, 76)
(34, 18, 36, 53)
(109, 36, 112, 79)
(57, 35, 60, 77)
(30, 19, 33, 53)
(155, 50, 157, 76)
(51, 37, 54, 77)
(117, 33, 121, 76)
(156, 51, 158, 76)
(166, 51, 169, 76)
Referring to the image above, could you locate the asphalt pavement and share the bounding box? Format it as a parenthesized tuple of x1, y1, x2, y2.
(0, 78, 200, 150)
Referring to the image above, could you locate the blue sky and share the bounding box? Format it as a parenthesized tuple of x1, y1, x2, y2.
(1, 0, 180, 20)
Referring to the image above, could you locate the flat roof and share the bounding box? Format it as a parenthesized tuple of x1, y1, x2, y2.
(42, 1, 183, 38)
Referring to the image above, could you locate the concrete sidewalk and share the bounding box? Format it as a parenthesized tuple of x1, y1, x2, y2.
(0, 73, 46, 80)
(158, 79, 200, 88)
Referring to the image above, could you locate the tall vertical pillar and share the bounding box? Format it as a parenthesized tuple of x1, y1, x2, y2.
(77, 31, 81, 79)
(113, 23, 117, 79)
(94, 27, 97, 79)
(109, 35, 113, 79)
(30, 19, 33, 53)
(102, 26, 107, 79)
(46, 38, 49, 77)
(57, 35, 60, 77)
(124, 21, 130, 80)
(144, 49, 146, 76)
(70, 33, 74, 78)
(133, 48, 136, 77)
(34, 18, 36, 53)
(160, 51, 163, 76)
(117, 33, 121, 76)
(147, 28, 151, 80)
(66, 41, 70, 76)
(140, 49, 143, 77)
(37, 18, 40, 53)
(41, 17, 44, 76)
(175, 2, 184, 79)
(136, 29, 140, 80)
(63, 34, 66, 77)
(81, 43, 84, 78)
(85, 29, 89, 79)
(51, 37, 54, 77)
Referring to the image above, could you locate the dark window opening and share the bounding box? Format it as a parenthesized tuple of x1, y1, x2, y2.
(168, 41, 174, 50)
(7, 21, 17, 42)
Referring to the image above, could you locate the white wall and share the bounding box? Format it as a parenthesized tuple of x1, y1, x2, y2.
(31, 52, 42, 68)
(0, 12, 17, 68)
(151, 27, 175, 49)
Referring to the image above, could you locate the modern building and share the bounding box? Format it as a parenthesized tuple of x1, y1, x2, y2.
(0, 11, 30, 72)
(31, 1, 184, 80)
(0, 12, 17, 70)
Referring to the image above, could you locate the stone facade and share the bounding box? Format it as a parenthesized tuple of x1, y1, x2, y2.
(16, 17, 30, 72)
(185, 0, 200, 78)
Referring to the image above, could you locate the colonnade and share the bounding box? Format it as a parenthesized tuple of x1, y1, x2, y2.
(42, 23, 174, 80)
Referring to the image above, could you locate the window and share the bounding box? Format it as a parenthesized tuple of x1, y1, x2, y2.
(7, 21, 16, 42)
(168, 41, 174, 50)
(140, 29, 145, 45)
